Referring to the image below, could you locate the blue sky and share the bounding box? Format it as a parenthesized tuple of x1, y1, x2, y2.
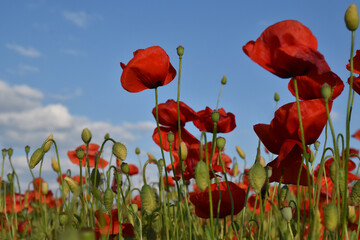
(1, 1, 360, 189)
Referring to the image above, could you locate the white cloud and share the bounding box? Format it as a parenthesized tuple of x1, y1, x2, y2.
(7, 64, 39, 75)
(50, 88, 82, 100)
(63, 11, 88, 28)
(6, 44, 41, 58)
(61, 48, 79, 56)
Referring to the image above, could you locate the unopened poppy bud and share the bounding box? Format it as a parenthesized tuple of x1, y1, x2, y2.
(141, 184, 157, 215)
(41, 182, 49, 195)
(211, 110, 220, 123)
(112, 142, 127, 161)
(176, 45, 184, 57)
(324, 203, 338, 231)
(130, 203, 138, 213)
(180, 142, 188, 161)
(167, 132, 175, 143)
(329, 161, 337, 183)
(7, 173, 13, 182)
(79, 227, 96, 240)
(314, 141, 320, 151)
(259, 156, 266, 167)
(121, 163, 129, 175)
(25, 145, 30, 154)
(76, 148, 85, 160)
(321, 83, 332, 100)
(348, 205, 357, 223)
(345, 4, 359, 31)
(281, 206, 293, 222)
(216, 137, 226, 150)
(7, 148, 13, 158)
(135, 147, 141, 155)
(104, 133, 110, 140)
(43, 133, 53, 153)
(103, 188, 114, 211)
(350, 180, 360, 204)
(221, 76, 227, 85)
(158, 159, 165, 169)
(236, 146, 246, 159)
(2, 149, 6, 158)
(249, 163, 266, 194)
(64, 176, 80, 194)
(279, 185, 289, 203)
(51, 157, 60, 173)
(233, 163, 239, 177)
(309, 150, 315, 163)
(59, 212, 69, 225)
(274, 92, 280, 102)
(90, 168, 101, 188)
(195, 161, 209, 191)
(29, 148, 44, 169)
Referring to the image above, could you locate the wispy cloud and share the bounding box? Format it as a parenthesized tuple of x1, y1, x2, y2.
(61, 48, 79, 56)
(63, 11, 88, 28)
(6, 44, 41, 58)
(7, 64, 39, 75)
(50, 88, 82, 100)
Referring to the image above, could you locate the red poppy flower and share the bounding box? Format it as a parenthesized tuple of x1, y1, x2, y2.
(120, 46, 176, 92)
(288, 70, 344, 100)
(189, 181, 246, 218)
(193, 107, 236, 133)
(115, 159, 139, 176)
(163, 175, 176, 187)
(243, 20, 329, 78)
(346, 50, 360, 74)
(347, 76, 360, 95)
(353, 129, 360, 140)
(95, 209, 134, 237)
(32, 177, 44, 191)
(67, 143, 108, 169)
(5, 193, 25, 213)
(131, 195, 141, 210)
(247, 193, 271, 214)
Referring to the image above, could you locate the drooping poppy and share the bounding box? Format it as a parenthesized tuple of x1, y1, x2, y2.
(94, 209, 134, 237)
(243, 20, 330, 78)
(193, 107, 236, 133)
(189, 181, 246, 218)
(67, 143, 108, 169)
(120, 46, 177, 93)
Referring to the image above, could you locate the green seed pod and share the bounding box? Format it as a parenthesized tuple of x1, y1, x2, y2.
(281, 206, 292, 222)
(76, 148, 85, 160)
(176, 45, 184, 57)
(130, 203, 138, 213)
(112, 142, 127, 161)
(104, 133, 110, 140)
(348, 205, 357, 223)
(64, 176, 80, 194)
(7, 148, 13, 158)
(59, 212, 69, 225)
(103, 188, 114, 211)
(216, 137, 226, 150)
(248, 163, 266, 194)
(29, 148, 44, 169)
(309, 150, 315, 163)
(314, 141, 320, 151)
(167, 131, 175, 143)
(274, 92, 280, 102)
(81, 128, 92, 144)
(90, 168, 101, 188)
(221, 76, 227, 85)
(79, 227, 96, 240)
(232, 163, 239, 177)
(195, 161, 209, 191)
(324, 203, 338, 231)
(146, 227, 157, 240)
(1, 149, 6, 158)
(350, 180, 360, 204)
(158, 159, 165, 169)
(329, 161, 337, 183)
(41, 182, 49, 195)
(91, 187, 102, 202)
(135, 147, 141, 155)
(236, 146, 245, 159)
(211, 110, 219, 123)
(278, 185, 289, 203)
(24, 145, 30, 154)
(43, 133, 53, 153)
(121, 163, 129, 175)
(141, 184, 157, 215)
(7, 173, 13, 182)
(345, 4, 359, 31)
(321, 83, 332, 100)
(179, 142, 188, 161)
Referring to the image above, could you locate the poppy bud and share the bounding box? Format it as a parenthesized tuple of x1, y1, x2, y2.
(345, 4, 359, 31)
(348, 205, 357, 223)
(130, 203, 138, 213)
(121, 163, 129, 175)
(103, 188, 114, 211)
(339, 168, 346, 194)
(281, 206, 293, 222)
(329, 161, 337, 183)
(25, 145, 30, 154)
(195, 161, 209, 191)
(216, 137, 226, 150)
(211, 110, 220, 123)
(59, 212, 69, 225)
(274, 92, 280, 102)
(350, 180, 360, 204)
(324, 203, 338, 231)
(309, 150, 315, 163)
(42, 181, 49, 195)
(7, 173, 13, 182)
(158, 159, 165, 169)
(64, 176, 80, 194)
(7, 148, 13, 158)
(221, 76, 227, 85)
(29, 148, 44, 169)
(321, 83, 332, 100)
(176, 45, 184, 57)
(135, 147, 141, 155)
(2, 149, 6, 159)
(51, 157, 60, 173)
(76, 148, 85, 160)
(179, 142, 188, 161)
(236, 146, 246, 159)
(43, 133, 53, 153)
(112, 142, 127, 161)
(141, 184, 157, 215)
(248, 163, 266, 194)
(92, 187, 102, 202)
(104, 133, 110, 140)
(90, 168, 100, 188)
(232, 163, 239, 177)
(80, 128, 91, 144)
(279, 185, 289, 203)
(167, 131, 175, 143)
(79, 227, 96, 240)
(314, 141, 320, 151)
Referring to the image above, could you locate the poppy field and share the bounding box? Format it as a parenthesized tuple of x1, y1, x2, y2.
(3, 3, 360, 240)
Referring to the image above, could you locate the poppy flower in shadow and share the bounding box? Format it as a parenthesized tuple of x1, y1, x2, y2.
(189, 181, 246, 218)
(193, 107, 236, 133)
(120, 46, 176, 92)
(243, 20, 329, 78)
(346, 50, 360, 74)
(94, 209, 134, 237)
(67, 143, 108, 169)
